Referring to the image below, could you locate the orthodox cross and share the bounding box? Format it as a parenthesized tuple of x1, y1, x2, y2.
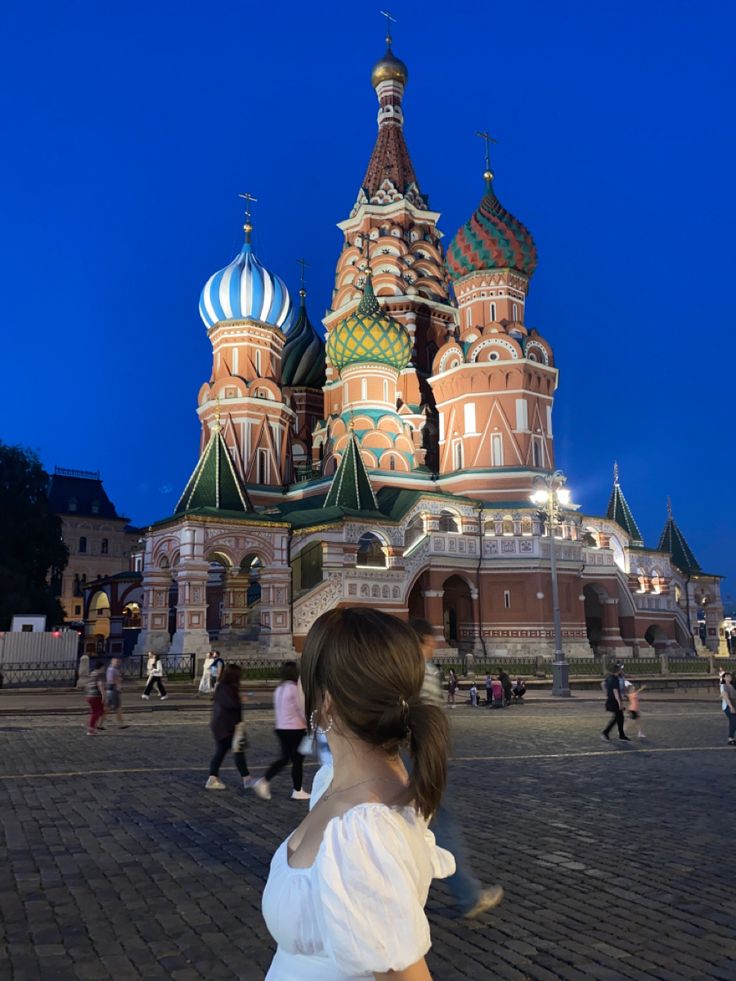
(476, 130, 498, 181)
(238, 192, 257, 241)
(667, 496, 673, 520)
(380, 9, 396, 43)
(296, 257, 310, 293)
(613, 460, 619, 484)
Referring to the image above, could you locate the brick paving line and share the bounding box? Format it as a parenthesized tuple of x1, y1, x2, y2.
(0, 743, 732, 782)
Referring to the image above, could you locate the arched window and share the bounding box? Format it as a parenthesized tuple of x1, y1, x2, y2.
(383, 379, 389, 403)
(255, 350, 262, 375)
(361, 378, 368, 401)
(404, 513, 425, 551)
(439, 510, 460, 533)
(521, 516, 533, 536)
(502, 515, 514, 536)
(101, 539, 109, 555)
(79, 536, 87, 554)
(512, 302, 519, 320)
(356, 532, 387, 568)
(490, 302, 496, 321)
(453, 441, 463, 470)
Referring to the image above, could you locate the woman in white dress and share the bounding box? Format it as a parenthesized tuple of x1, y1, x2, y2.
(262, 607, 455, 980)
(197, 652, 214, 695)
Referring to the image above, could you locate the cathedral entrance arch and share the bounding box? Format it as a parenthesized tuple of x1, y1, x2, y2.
(644, 624, 669, 655)
(583, 584, 606, 654)
(442, 575, 473, 647)
(204, 552, 231, 635)
(407, 571, 429, 621)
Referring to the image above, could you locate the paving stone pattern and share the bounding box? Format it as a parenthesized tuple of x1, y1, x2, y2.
(0, 698, 734, 979)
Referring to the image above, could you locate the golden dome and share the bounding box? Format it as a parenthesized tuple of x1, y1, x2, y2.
(371, 44, 408, 88)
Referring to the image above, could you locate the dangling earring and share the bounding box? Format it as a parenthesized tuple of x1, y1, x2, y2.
(310, 709, 334, 736)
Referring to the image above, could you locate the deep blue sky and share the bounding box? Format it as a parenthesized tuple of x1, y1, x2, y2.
(1, 1, 734, 595)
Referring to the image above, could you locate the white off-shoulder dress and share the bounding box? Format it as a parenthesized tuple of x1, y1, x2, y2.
(262, 765, 455, 980)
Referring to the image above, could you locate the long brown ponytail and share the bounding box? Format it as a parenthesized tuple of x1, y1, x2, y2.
(301, 607, 448, 819)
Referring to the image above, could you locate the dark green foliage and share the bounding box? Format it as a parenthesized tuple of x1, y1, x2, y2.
(0, 442, 68, 629)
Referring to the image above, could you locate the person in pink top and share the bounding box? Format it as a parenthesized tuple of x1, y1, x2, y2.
(254, 661, 310, 802)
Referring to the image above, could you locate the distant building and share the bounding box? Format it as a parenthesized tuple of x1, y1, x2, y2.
(48, 467, 141, 623)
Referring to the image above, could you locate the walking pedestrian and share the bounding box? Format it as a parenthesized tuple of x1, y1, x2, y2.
(484, 673, 493, 705)
(105, 657, 129, 729)
(262, 608, 455, 978)
(410, 618, 504, 919)
(198, 651, 215, 695)
(210, 650, 224, 693)
(601, 664, 629, 741)
(447, 668, 458, 708)
(625, 681, 646, 739)
(205, 663, 254, 790)
(254, 661, 310, 801)
(85, 658, 106, 735)
(142, 651, 168, 700)
(720, 671, 736, 745)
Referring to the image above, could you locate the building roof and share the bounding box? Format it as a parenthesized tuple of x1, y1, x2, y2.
(657, 500, 701, 574)
(446, 178, 537, 280)
(281, 290, 326, 388)
(326, 273, 412, 372)
(605, 464, 644, 547)
(325, 431, 378, 511)
(48, 468, 124, 520)
(174, 425, 252, 515)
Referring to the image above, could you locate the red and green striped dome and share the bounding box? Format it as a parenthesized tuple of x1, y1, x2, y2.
(446, 184, 537, 280)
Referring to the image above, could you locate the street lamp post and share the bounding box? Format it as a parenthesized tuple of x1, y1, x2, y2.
(531, 471, 571, 697)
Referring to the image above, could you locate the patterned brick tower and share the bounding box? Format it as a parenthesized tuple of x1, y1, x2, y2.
(197, 209, 296, 488)
(318, 30, 457, 475)
(431, 159, 558, 501)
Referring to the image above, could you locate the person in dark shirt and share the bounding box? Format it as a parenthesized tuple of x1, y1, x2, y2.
(601, 664, 630, 741)
(205, 664, 253, 790)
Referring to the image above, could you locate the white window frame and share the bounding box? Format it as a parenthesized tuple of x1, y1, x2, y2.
(491, 433, 503, 466)
(463, 402, 477, 435)
(515, 398, 528, 432)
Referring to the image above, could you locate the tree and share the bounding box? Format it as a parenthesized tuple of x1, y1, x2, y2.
(0, 442, 68, 629)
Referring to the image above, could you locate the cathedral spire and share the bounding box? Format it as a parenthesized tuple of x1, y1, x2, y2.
(657, 499, 701, 574)
(360, 23, 425, 209)
(605, 462, 644, 547)
(175, 424, 252, 515)
(325, 430, 378, 512)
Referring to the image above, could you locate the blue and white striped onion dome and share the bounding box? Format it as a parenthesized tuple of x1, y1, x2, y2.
(199, 243, 294, 331)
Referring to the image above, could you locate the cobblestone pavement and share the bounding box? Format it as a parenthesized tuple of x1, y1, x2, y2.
(1, 698, 735, 980)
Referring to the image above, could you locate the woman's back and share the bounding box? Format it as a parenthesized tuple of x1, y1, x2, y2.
(263, 765, 453, 980)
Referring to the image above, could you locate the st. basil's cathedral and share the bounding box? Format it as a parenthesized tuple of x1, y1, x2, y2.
(130, 34, 725, 663)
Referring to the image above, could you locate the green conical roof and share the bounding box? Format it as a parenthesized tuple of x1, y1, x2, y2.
(605, 463, 644, 546)
(325, 431, 378, 511)
(657, 499, 701, 574)
(175, 424, 251, 515)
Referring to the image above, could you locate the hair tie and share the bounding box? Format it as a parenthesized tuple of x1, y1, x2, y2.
(398, 696, 411, 738)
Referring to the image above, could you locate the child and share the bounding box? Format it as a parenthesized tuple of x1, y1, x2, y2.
(469, 684, 478, 707)
(625, 680, 646, 739)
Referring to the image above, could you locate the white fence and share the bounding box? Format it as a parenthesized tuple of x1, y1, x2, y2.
(0, 631, 79, 664)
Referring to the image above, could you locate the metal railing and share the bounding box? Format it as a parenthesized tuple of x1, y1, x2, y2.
(222, 657, 291, 680)
(0, 660, 78, 688)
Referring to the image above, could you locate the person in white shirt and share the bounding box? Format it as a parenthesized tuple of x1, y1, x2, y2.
(262, 608, 454, 979)
(142, 652, 167, 700)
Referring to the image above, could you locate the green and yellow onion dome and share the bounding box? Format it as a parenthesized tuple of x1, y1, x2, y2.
(327, 275, 412, 373)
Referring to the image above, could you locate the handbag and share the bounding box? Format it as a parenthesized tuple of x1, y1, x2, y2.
(298, 732, 316, 757)
(232, 722, 249, 752)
